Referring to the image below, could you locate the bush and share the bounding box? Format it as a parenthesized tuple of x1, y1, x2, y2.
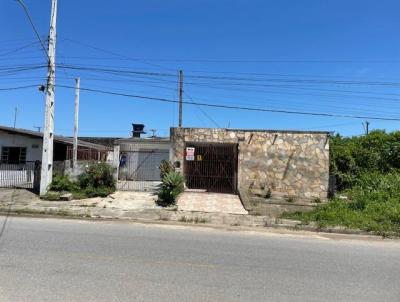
(47, 163, 116, 199)
(159, 160, 175, 179)
(282, 130, 400, 236)
(157, 171, 185, 206)
(330, 131, 400, 191)
(77, 162, 115, 189)
(50, 174, 79, 192)
(284, 171, 400, 236)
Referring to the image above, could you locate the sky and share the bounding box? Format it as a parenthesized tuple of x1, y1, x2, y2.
(1, 0, 400, 138)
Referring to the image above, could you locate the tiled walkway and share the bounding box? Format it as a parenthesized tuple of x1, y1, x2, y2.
(177, 191, 248, 215)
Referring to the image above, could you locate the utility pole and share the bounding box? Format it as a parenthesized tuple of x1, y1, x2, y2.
(40, 0, 58, 196)
(13, 107, 18, 128)
(149, 129, 156, 138)
(363, 120, 370, 135)
(72, 77, 80, 169)
(178, 70, 183, 127)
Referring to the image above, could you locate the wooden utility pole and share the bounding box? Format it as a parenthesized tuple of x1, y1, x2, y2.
(40, 0, 58, 195)
(72, 77, 80, 169)
(178, 70, 183, 127)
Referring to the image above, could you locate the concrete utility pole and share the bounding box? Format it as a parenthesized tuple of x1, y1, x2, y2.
(40, 0, 58, 196)
(72, 77, 80, 169)
(13, 107, 18, 128)
(178, 70, 183, 127)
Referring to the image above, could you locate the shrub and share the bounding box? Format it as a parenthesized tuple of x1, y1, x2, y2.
(157, 171, 185, 206)
(48, 163, 116, 199)
(77, 162, 115, 189)
(159, 160, 175, 179)
(50, 174, 79, 192)
(330, 131, 400, 191)
(84, 186, 114, 198)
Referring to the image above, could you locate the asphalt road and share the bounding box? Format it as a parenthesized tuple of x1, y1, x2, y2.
(0, 217, 399, 302)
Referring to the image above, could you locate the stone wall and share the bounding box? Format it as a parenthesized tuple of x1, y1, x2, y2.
(171, 128, 330, 200)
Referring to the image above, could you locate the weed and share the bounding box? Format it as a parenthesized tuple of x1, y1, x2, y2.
(194, 217, 207, 224)
(158, 215, 169, 221)
(179, 216, 188, 222)
(313, 198, 322, 203)
(286, 196, 296, 203)
(264, 188, 272, 199)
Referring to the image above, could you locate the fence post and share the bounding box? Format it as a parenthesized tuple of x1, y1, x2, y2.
(113, 145, 120, 182)
(34, 160, 41, 193)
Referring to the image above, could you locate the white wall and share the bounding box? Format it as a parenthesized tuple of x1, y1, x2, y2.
(0, 131, 43, 162)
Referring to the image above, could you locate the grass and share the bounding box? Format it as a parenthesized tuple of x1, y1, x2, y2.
(284, 199, 400, 237)
(178, 216, 208, 224)
(41, 191, 62, 201)
(282, 172, 400, 237)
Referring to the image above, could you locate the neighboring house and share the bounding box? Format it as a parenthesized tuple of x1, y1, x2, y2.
(0, 125, 110, 189)
(113, 124, 170, 191)
(0, 125, 110, 164)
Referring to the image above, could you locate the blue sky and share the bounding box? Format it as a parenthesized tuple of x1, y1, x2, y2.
(1, 0, 400, 138)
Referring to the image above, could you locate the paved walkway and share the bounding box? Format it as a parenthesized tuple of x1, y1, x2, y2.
(177, 191, 248, 215)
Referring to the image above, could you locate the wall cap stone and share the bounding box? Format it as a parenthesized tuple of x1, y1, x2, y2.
(171, 127, 331, 135)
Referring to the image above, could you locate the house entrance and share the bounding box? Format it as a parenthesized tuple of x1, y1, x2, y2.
(184, 143, 238, 194)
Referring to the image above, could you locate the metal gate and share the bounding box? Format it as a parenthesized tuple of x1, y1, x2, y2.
(184, 143, 238, 194)
(118, 149, 169, 191)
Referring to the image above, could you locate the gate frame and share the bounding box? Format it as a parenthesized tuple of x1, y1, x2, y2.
(183, 142, 239, 194)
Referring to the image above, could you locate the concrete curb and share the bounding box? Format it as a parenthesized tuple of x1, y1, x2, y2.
(0, 209, 397, 241)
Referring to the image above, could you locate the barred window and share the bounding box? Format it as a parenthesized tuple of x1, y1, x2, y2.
(1, 147, 27, 164)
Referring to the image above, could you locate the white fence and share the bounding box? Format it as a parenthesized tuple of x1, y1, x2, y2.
(0, 162, 36, 189)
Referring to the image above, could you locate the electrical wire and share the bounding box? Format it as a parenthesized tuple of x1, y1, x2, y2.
(15, 0, 49, 59)
(55, 84, 400, 122)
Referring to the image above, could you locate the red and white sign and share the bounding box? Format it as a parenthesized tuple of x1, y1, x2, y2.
(186, 147, 195, 161)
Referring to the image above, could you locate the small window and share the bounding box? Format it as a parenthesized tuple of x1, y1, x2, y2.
(1, 147, 27, 164)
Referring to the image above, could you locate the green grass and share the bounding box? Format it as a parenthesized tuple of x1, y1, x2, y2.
(178, 216, 208, 224)
(283, 172, 400, 237)
(41, 191, 62, 201)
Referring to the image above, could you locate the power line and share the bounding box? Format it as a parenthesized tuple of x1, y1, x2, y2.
(0, 84, 38, 91)
(15, 0, 49, 59)
(48, 54, 400, 64)
(0, 41, 41, 57)
(56, 64, 400, 87)
(55, 84, 400, 122)
(64, 38, 174, 71)
(184, 90, 221, 128)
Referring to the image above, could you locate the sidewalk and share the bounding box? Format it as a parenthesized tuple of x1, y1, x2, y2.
(0, 188, 392, 238)
(0, 189, 271, 227)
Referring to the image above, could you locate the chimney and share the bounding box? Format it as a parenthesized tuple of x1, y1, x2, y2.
(132, 123, 146, 138)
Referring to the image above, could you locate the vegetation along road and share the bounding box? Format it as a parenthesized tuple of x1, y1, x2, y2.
(0, 217, 399, 302)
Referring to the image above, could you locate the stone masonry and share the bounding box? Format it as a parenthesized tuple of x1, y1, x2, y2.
(171, 128, 330, 201)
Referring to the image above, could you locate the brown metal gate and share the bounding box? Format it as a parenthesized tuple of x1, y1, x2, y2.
(184, 143, 238, 194)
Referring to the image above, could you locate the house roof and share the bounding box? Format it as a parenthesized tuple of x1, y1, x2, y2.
(0, 125, 110, 151)
(114, 137, 170, 144)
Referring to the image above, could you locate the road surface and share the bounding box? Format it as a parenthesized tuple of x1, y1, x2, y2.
(0, 217, 399, 302)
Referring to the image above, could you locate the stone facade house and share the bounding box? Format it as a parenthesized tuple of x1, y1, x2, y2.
(170, 127, 330, 206)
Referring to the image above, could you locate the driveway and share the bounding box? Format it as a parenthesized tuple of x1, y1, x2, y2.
(177, 191, 248, 215)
